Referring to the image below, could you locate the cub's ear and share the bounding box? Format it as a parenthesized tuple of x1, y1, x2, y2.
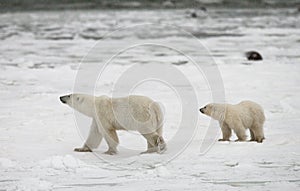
(79, 97, 84, 103)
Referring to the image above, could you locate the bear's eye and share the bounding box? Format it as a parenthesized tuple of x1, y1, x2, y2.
(204, 106, 206, 109)
(76, 97, 80, 101)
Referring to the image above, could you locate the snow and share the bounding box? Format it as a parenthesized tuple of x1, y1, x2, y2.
(0, 8, 300, 190)
(38, 155, 87, 170)
(12, 178, 53, 191)
(0, 158, 16, 169)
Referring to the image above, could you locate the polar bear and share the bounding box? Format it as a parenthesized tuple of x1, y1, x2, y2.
(60, 94, 166, 154)
(199, 101, 265, 143)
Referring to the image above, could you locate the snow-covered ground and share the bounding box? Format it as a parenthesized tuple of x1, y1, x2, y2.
(0, 8, 299, 190)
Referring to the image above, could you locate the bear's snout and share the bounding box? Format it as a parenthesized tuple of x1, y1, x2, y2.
(199, 108, 204, 113)
(60, 95, 70, 104)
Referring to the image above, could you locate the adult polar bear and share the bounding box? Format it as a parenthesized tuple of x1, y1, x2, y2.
(200, 101, 265, 143)
(60, 94, 166, 155)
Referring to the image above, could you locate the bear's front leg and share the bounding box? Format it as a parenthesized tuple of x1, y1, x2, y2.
(74, 119, 102, 152)
(74, 145, 92, 152)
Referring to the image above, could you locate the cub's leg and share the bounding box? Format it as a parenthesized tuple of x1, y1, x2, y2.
(251, 123, 265, 143)
(249, 129, 256, 141)
(233, 128, 247, 142)
(232, 121, 247, 141)
(218, 122, 232, 141)
(74, 119, 103, 152)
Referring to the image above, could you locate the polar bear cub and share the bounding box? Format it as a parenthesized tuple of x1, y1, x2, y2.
(200, 101, 265, 143)
(60, 94, 166, 154)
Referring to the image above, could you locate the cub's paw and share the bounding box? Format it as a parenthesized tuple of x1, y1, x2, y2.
(256, 137, 265, 143)
(74, 147, 92, 152)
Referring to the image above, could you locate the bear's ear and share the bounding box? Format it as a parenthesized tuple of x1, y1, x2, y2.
(78, 97, 84, 103)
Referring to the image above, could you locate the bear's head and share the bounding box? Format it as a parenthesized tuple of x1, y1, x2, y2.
(199, 103, 226, 121)
(60, 94, 96, 117)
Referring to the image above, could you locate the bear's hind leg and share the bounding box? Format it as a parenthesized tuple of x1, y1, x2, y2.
(141, 133, 165, 154)
(103, 129, 119, 155)
(219, 123, 231, 141)
(157, 136, 166, 153)
(141, 133, 158, 154)
(144, 140, 157, 154)
(156, 126, 167, 153)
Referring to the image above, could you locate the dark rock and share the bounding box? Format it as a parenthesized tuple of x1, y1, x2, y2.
(172, 60, 188, 65)
(245, 51, 263, 61)
(191, 12, 197, 18)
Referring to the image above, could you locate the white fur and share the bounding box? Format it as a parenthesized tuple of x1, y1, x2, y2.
(61, 94, 166, 154)
(200, 101, 265, 142)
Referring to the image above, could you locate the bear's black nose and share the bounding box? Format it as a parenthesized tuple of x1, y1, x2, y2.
(200, 108, 204, 113)
(60, 95, 70, 104)
(60, 96, 66, 104)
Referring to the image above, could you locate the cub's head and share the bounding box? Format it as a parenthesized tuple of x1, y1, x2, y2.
(199, 104, 213, 116)
(199, 103, 226, 121)
(60, 94, 95, 117)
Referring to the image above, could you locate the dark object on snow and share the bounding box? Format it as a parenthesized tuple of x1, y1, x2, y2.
(191, 12, 197, 18)
(241, 62, 252, 66)
(246, 51, 263, 61)
(172, 60, 188, 65)
(200, 7, 207, 12)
